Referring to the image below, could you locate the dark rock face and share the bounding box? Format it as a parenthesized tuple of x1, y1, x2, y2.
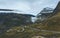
(53, 1, 60, 14)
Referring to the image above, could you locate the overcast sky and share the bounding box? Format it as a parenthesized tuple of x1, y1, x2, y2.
(0, 0, 60, 15)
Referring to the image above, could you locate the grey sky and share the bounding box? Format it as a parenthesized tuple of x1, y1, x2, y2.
(0, 0, 60, 15)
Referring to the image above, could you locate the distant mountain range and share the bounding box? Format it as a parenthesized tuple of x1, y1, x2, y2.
(40, 7, 53, 13)
(35, 7, 54, 23)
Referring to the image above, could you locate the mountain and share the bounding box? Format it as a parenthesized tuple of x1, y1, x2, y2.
(41, 7, 53, 13)
(33, 1, 60, 31)
(42, 1, 60, 31)
(0, 10, 35, 34)
(37, 7, 54, 17)
(35, 7, 54, 23)
(0, 1, 60, 38)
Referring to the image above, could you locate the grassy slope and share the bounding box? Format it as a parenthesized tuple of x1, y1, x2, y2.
(42, 12, 60, 31)
(31, 12, 60, 31)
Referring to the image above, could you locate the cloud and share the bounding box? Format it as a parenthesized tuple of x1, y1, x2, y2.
(0, 0, 31, 11)
(12, 2, 31, 11)
(0, 0, 59, 15)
